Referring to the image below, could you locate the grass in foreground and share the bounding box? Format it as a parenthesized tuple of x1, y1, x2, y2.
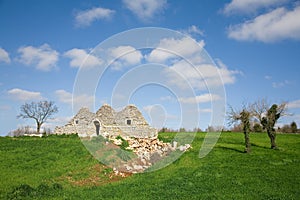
(0, 132, 299, 199)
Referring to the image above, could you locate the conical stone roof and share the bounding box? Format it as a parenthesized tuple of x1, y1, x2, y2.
(96, 104, 116, 125)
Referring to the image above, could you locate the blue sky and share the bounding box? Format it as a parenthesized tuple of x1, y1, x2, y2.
(1, 0, 300, 135)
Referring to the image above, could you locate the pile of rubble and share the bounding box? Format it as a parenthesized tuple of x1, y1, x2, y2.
(110, 137, 191, 173)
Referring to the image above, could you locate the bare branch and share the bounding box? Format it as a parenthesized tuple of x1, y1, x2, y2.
(17, 101, 58, 133)
(250, 98, 269, 123)
(277, 101, 291, 117)
(227, 104, 241, 126)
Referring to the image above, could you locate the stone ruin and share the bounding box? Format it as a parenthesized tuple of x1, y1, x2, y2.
(54, 104, 191, 173)
(54, 104, 157, 138)
(112, 137, 192, 174)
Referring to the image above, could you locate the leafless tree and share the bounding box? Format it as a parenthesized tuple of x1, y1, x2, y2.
(249, 98, 269, 124)
(18, 101, 58, 134)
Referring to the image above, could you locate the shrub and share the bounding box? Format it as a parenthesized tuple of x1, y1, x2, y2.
(7, 183, 63, 199)
(115, 135, 130, 150)
(7, 184, 34, 199)
(115, 135, 123, 140)
(52, 183, 63, 190)
(36, 183, 50, 196)
(291, 122, 297, 133)
(120, 139, 129, 150)
(253, 123, 263, 133)
(102, 168, 113, 175)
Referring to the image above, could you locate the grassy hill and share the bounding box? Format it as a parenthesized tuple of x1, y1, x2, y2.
(0, 132, 299, 199)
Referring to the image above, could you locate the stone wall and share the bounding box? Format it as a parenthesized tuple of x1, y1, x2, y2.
(54, 107, 98, 136)
(101, 125, 157, 138)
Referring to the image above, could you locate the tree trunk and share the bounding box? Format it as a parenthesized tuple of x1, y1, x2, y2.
(267, 130, 277, 149)
(244, 132, 251, 153)
(270, 134, 277, 149)
(36, 122, 41, 134)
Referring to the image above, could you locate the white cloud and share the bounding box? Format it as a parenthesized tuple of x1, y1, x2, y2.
(55, 89, 94, 109)
(164, 59, 240, 91)
(123, 0, 167, 21)
(278, 114, 300, 128)
(64, 48, 103, 69)
(75, 7, 115, 27)
(186, 25, 204, 36)
(223, 0, 288, 15)
(143, 105, 155, 113)
(272, 80, 291, 88)
(55, 89, 73, 104)
(228, 6, 300, 42)
(146, 37, 205, 63)
(264, 75, 272, 80)
(0, 48, 11, 64)
(288, 99, 300, 109)
(160, 95, 174, 101)
(8, 88, 43, 101)
(147, 37, 239, 91)
(215, 59, 242, 85)
(108, 46, 143, 70)
(179, 94, 221, 104)
(264, 76, 291, 88)
(199, 108, 212, 113)
(143, 104, 167, 129)
(44, 116, 72, 130)
(290, 114, 300, 124)
(17, 44, 59, 71)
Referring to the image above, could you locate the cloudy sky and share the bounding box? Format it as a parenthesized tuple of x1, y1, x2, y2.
(1, 0, 300, 135)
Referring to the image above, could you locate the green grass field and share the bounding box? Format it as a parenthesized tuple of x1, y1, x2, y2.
(0, 132, 299, 199)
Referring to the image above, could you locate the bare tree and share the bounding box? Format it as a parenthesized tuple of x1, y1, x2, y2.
(18, 101, 58, 134)
(250, 98, 269, 124)
(228, 105, 251, 153)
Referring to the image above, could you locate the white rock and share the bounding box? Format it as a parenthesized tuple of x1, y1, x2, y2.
(173, 141, 178, 149)
(179, 145, 185, 151)
(178, 144, 191, 151)
(133, 165, 143, 170)
(125, 165, 132, 171)
(113, 139, 122, 145)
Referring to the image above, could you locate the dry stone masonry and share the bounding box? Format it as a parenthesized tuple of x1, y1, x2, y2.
(109, 136, 192, 173)
(54, 104, 157, 138)
(54, 104, 191, 173)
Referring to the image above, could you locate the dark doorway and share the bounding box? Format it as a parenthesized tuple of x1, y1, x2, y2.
(94, 121, 100, 136)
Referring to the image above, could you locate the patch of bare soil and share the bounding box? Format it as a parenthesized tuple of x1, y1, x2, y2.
(59, 163, 132, 187)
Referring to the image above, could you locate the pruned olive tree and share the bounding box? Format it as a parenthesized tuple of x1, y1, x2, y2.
(251, 99, 287, 149)
(18, 101, 58, 134)
(262, 104, 287, 149)
(228, 105, 251, 153)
